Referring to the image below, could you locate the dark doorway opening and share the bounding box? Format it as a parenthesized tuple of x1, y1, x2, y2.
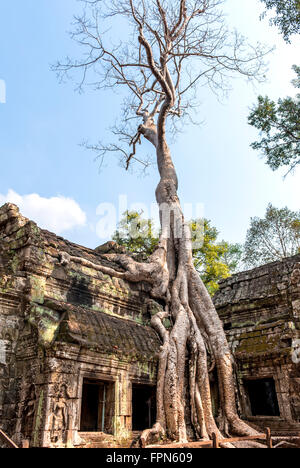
(80, 379, 115, 433)
(210, 370, 220, 418)
(244, 378, 280, 417)
(132, 385, 156, 431)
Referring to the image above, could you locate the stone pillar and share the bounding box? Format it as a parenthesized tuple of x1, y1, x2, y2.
(275, 367, 293, 421)
(115, 371, 131, 439)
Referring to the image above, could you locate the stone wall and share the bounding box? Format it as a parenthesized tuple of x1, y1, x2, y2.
(214, 255, 300, 435)
(0, 204, 160, 447)
(1, 202, 300, 447)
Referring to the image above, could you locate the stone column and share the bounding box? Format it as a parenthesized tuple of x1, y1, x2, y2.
(115, 371, 131, 439)
(275, 367, 293, 421)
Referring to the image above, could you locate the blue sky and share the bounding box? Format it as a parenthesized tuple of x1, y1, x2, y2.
(0, 0, 299, 248)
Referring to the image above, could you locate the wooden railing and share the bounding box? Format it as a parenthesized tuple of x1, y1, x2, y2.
(212, 427, 273, 449)
(0, 429, 19, 449)
(144, 427, 273, 449)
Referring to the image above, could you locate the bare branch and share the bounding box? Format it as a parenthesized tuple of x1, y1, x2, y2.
(53, 0, 271, 169)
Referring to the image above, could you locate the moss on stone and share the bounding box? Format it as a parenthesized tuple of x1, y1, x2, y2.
(29, 276, 46, 304)
(0, 276, 14, 294)
(28, 304, 62, 347)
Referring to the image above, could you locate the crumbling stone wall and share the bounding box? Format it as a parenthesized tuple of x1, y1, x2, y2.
(214, 256, 300, 435)
(1, 203, 300, 447)
(0, 204, 160, 447)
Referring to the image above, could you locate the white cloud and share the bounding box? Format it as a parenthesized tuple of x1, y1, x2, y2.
(0, 190, 87, 234)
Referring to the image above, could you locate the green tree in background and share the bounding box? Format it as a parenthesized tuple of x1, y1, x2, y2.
(260, 0, 300, 42)
(191, 220, 243, 295)
(244, 204, 300, 268)
(250, 1, 300, 174)
(112, 211, 159, 261)
(113, 212, 242, 295)
(220, 241, 244, 273)
(248, 66, 300, 174)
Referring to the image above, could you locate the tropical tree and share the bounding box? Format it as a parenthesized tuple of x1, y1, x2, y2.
(248, 65, 300, 174)
(220, 241, 244, 273)
(113, 211, 159, 260)
(114, 212, 243, 295)
(259, 0, 300, 43)
(249, 1, 300, 174)
(55, 0, 267, 444)
(190, 219, 242, 295)
(244, 204, 300, 268)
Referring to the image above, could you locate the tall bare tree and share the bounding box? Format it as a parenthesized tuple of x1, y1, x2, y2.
(244, 204, 300, 267)
(55, 0, 269, 445)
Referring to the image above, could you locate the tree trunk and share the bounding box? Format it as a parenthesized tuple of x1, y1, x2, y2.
(135, 107, 259, 445)
(89, 107, 259, 446)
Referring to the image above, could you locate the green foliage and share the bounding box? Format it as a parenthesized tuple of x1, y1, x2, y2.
(113, 212, 242, 296)
(191, 220, 229, 295)
(220, 241, 244, 273)
(243, 204, 300, 268)
(260, 0, 300, 42)
(191, 220, 243, 295)
(248, 65, 300, 174)
(112, 211, 159, 261)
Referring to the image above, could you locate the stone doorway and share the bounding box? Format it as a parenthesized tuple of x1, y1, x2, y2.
(244, 378, 280, 417)
(80, 379, 115, 433)
(132, 384, 156, 431)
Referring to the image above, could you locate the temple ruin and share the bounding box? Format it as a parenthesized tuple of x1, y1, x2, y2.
(0, 203, 299, 448)
(214, 256, 300, 436)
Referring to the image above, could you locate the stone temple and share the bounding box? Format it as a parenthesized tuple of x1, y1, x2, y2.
(0, 203, 299, 448)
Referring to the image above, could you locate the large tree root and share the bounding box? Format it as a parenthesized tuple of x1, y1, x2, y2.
(130, 242, 260, 448)
(61, 222, 260, 448)
(61, 221, 260, 448)
(60, 111, 260, 448)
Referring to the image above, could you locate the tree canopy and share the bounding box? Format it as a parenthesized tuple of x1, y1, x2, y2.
(243, 204, 300, 268)
(113, 211, 243, 295)
(260, 0, 300, 42)
(248, 65, 300, 174)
